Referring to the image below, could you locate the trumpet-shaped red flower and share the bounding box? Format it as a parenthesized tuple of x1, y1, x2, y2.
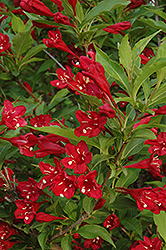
(0, 100, 27, 130)
(74, 54, 111, 98)
(18, 177, 49, 201)
(74, 110, 107, 138)
(99, 103, 116, 119)
(0, 33, 11, 53)
(84, 237, 103, 250)
(103, 214, 120, 230)
(93, 198, 105, 211)
(0, 133, 38, 157)
(54, 12, 75, 27)
(77, 170, 102, 199)
(124, 154, 163, 179)
(117, 186, 166, 214)
(52, 171, 77, 199)
(131, 236, 162, 250)
(124, 0, 146, 12)
(61, 140, 92, 174)
(30, 114, 52, 127)
(140, 48, 155, 65)
(155, 105, 166, 115)
(14, 200, 41, 224)
(145, 132, 166, 156)
(67, 0, 77, 16)
(103, 21, 131, 35)
(50, 65, 74, 89)
(0, 239, 16, 250)
(35, 212, 65, 222)
(37, 158, 62, 190)
(0, 222, 17, 240)
(20, 0, 53, 16)
(43, 29, 78, 57)
(34, 135, 65, 158)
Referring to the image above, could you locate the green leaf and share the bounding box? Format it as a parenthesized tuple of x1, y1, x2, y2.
(61, 235, 72, 250)
(78, 225, 115, 247)
(96, 47, 130, 93)
(115, 168, 140, 188)
(132, 30, 160, 63)
(30, 126, 100, 149)
(154, 211, 166, 243)
(21, 44, 46, 64)
(156, 39, 166, 84)
(140, 18, 166, 33)
(0, 72, 12, 80)
(37, 231, 50, 250)
(131, 129, 157, 140)
(36, 59, 55, 74)
(83, 196, 94, 214)
(61, 0, 74, 17)
(113, 238, 132, 250)
(0, 208, 9, 218)
(119, 34, 132, 76)
(11, 14, 25, 34)
(145, 7, 166, 20)
(63, 200, 78, 221)
(133, 59, 166, 100)
(19, 57, 44, 69)
(149, 82, 166, 107)
(13, 31, 34, 58)
(76, 1, 84, 23)
(121, 218, 142, 237)
(82, 0, 128, 24)
(123, 138, 145, 158)
(109, 196, 137, 210)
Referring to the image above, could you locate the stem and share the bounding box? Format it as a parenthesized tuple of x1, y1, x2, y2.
(155, 0, 161, 46)
(43, 49, 66, 70)
(17, 80, 40, 103)
(49, 213, 89, 243)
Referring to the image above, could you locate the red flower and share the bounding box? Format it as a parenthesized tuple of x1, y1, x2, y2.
(103, 21, 131, 35)
(0, 239, 16, 250)
(0, 3, 8, 24)
(52, 171, 77, 199)
(34, 135, 66, 158)
(20, 0, 53, 16)
(61, 140, 92, 174)
(0, 133, 38, 157)
(14, 200, 41, 224)
(99, 103, 116, 119)
(77, 170, 102, 199)
(30, 114, 52, 127)
(18, 177, 49, 201)
(32, 21, 57, 29)
(23, 81, 33, 93)
(155, 105, 166, 115)
(0, 168, 15, 188)
(0, 100, 27, 130)
(74, 54, 111, 98)
(0, 33, 11, 53)
(67, 0, 77, 16)
(74, 110, 107, 138)
(43, 29, 78, 57)
(131, 236, 162, 250)
(145, 132, 166, 156)
(35, 212, 65, 222)
(84, 237, 103, 250)
(124, 154, 163, 179)
(117, 186, 166, 214)
(140, 48, 155, 65)
(103, 214, 120, 230)
(37, 158, 62, 190)
(69, 72, 104, 99)
(54, 12, 75, 27)
(93, 198, 105, 211)
(0, 222, 17, 240)
(124, 0, 146, 12)
(50, 65, 74, 89)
